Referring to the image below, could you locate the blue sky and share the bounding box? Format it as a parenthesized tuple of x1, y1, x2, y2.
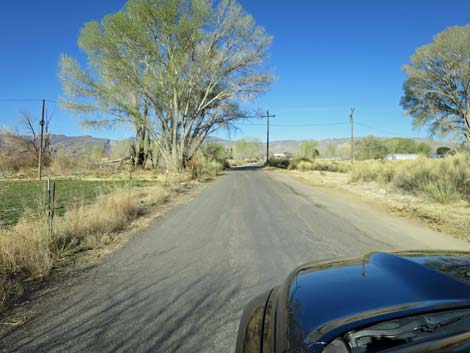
(1, 0, 470, 141)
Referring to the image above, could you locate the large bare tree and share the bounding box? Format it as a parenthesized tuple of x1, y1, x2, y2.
(401, 25, 470, 142)
(59, 0, 273, 169)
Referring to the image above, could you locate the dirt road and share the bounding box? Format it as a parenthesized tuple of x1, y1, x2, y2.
(2, 166, 469, 353)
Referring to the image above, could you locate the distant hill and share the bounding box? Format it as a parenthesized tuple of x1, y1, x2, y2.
(222, 137, 454, 155)
(49, 134, 113, 156)
(0, 133, 126, 158)
(268, 137, 452, 155)
(0, 133, 454, 158)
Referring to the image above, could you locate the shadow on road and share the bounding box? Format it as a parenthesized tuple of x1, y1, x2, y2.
(3, 254, 244, 353)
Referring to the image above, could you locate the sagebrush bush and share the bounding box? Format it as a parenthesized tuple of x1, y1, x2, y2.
(267, 157, 289, 169)
(312, 160, 351, 173)
(297, 160, 314, 171)
(288, 157, 313, 170)
(287, 158, 351, 173)
(188, 155, 223, 180)
(421, 177, 460, 204)
(349, 154, 470, 204)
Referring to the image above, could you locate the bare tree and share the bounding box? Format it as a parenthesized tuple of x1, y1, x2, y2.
(2, 112, 53, 169)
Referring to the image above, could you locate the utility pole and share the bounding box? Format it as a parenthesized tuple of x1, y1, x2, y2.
(38, 99, 45, 181)
(261, 110, 275, 166)
(349, 108, 355, 164)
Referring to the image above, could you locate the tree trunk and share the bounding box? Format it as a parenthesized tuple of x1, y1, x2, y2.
(464, 113, 470, 142)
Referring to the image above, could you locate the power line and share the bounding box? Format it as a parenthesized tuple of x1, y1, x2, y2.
(355, 122, 401, 136)
(0, 98, 45, 102)
(0, 98, 404, 137)
(0, 98, 64, 104)
(44, 99, 64, 104)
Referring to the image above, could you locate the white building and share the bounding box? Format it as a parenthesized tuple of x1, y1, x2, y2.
(385, 153, 418, 161)
(273, 153, 287, 159)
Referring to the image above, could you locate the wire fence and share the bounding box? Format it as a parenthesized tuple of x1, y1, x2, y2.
(0, 167, 156, 229)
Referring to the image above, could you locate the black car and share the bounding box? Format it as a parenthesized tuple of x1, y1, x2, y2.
(235, 251, 470, 353)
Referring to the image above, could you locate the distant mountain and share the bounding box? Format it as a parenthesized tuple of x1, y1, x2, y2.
(0, 133, 454, 158)
(49, 134, 113, 156)
(0, 133, 122, 158)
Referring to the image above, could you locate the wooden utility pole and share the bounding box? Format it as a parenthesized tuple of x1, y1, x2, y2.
(38, 99, 45, 180)
(261, 110, 275, 166)
(349, 108, 355, 164)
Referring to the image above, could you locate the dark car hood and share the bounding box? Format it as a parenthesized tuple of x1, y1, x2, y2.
(279, 251, 470, 352)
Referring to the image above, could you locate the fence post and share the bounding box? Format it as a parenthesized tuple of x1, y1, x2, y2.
(50, 181, 56, 237)
(42, 179, 46, 216)
(46, 178, 56, 237)
(47, 178, 51, 218)
(128, 164, 133, 208)
(47, 178, 51, 236)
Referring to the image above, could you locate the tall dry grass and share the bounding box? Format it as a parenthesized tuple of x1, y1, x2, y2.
(287, 158, 352, 173)
(350, 154, 470, 204)
(0, 182, 173, 311)
(283, 154, 470, 204)
(0, 218, 51, 310)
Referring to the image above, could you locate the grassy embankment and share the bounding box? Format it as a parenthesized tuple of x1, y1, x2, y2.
(0, 164, 221, 313)
(271, 154, 470, 241)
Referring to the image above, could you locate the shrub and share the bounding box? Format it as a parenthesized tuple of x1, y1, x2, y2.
(312, 160, 351, 173)
(188, 154, 223, 180)
(201, 142, 227, 164)
(287, 158, 351, 173)
(348, 154, 470, 204)
(297, 160, 314, 171)
(267, 157, 289, 169)
(421, 178, 460, 204)
(351, 162, 384, 182)
(288, 157, 312, 170)
(299, 140, 319, 159)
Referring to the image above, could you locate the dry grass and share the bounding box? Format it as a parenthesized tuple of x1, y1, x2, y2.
(287, 158, 352, 173)
(51, 191, 136, 253)
(0, 173, 190, 312)
(350, 154, 470, 204)
(0, 218, 52, 310)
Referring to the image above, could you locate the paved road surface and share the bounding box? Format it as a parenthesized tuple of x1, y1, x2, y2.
(2, 166, 469, 353)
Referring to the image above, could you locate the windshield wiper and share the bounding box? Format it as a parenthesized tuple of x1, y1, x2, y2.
(346, 311, 470, 348)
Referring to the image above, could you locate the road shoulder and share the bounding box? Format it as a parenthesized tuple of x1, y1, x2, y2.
(265, 169, 470, 251)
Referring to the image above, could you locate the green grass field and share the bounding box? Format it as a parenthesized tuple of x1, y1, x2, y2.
(0, 178, 154, 227)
